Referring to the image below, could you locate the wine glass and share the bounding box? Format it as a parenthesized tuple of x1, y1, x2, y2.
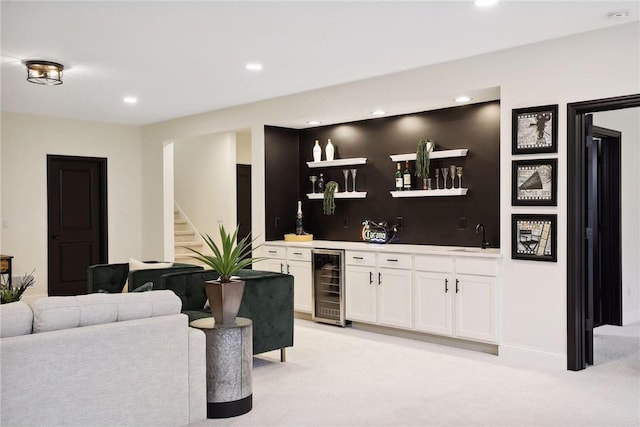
(342, 169, 349, 193)
(441, 168, 449, 189)
(435, 169, 440, 190)
(309, 175, 317, 193)
(350, 169, 357, 192)
(456, 167, 463, 188)
(449, 165, 457, 188)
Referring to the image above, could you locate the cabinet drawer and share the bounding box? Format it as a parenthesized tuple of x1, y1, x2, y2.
(345, 251, 376, 266)
(263, 246, 286, 259)
(414, 255, 453, 273)
(455, 257, 497, 276)
(377, 253, 412, 270)
(287, 247, 312, 261)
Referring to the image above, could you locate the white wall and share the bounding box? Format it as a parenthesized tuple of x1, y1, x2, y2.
(173, 132, 237, 241)
(140, 23, 639, 368)
(236, 130, 252, 165)
(0, 112, 142, 297)
(593, 108, 640, 325)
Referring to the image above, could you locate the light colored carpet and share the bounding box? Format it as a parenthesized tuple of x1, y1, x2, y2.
(187, 319, 640, 427)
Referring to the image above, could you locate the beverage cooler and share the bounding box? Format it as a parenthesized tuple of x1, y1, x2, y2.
(312, 249, 347, 326)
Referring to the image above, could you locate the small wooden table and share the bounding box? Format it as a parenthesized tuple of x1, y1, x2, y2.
(1, 255, 13, 285)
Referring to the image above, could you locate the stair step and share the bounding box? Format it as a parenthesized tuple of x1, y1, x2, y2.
(174, 219, 187, 225)
(175, 240, 203, 248)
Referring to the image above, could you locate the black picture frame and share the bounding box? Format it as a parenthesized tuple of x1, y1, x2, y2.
(512, 158, 558, 206)
(512, 214, 557, 262)
(512, 104, 558, 154)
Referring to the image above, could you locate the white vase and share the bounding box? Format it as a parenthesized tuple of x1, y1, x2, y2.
(313, 140, 322, 162)
(325, 139, 335, 161)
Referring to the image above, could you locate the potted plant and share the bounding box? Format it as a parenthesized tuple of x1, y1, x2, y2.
(1, 270, 35, 304)
(187, 225, 264, 325)
(415, 138, 435, 189)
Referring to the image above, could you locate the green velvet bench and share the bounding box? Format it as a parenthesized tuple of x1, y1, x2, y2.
(158, 269, 294, 361)
(87, 261, 203, 293)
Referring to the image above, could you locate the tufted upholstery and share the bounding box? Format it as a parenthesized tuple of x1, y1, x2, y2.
(160, 269, 294, 355)
(88, 262, 203, 293)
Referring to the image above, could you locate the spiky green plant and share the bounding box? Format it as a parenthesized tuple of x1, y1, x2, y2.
(1, 269, 35, 304)
(415, 138, 435, 178)
(323, 181, 338, 215)
(187, 225, 265, 283)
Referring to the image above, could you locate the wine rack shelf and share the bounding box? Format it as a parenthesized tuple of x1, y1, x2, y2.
(389, 149, 468, 163)
(307, 192, 367, 200)
(307, 158, 367, 168)
(390, 188, 468, 198)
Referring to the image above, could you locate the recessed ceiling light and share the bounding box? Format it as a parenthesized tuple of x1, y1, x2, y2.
(371, 110, 386, 116)
(307, 120, 321, 125)
(245, 63, 263, 71)
(455, 96, 472, 103)
(123, 96, 137, 104)
(475, 0, 498, 7)
(608, 10, 630, 19)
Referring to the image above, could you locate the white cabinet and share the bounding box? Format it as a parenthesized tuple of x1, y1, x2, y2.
(261, 245, 313, 313)
(454, 274, 497, 343)
(414, 270, 453, 336)
(345, 251, 413, 329)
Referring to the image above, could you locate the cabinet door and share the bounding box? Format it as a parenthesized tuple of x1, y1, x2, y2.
(258, 259, 285, 274)
(378, 268, 412, 329)
(345, 265, 377, 323)
(288, 260, 312, 313)
(454, 274, 497, 343)
(414, 271, 453, 336)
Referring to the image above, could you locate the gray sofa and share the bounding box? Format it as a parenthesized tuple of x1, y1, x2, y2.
(0, 291, 206, 427)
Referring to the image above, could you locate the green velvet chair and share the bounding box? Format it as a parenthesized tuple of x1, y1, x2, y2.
(87, 261, 203, 293)
(158, 268, 294, 361)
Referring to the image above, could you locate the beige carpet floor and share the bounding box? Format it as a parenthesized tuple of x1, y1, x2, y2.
(187, 319, 640, 427)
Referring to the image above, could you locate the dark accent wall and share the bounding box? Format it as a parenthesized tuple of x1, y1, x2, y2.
(265, 101, 500, 247)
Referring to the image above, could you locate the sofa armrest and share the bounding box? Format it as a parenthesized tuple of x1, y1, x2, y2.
(188, 327, 206, 423)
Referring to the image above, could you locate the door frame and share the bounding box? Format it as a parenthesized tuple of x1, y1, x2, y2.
(46, 155, 109, 292)
(566, 93, 640, 371)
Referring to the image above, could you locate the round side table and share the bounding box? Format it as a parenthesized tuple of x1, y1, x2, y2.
(190, 317, 252, 418)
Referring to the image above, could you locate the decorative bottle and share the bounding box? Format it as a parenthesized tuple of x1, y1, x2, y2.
(313, 140, 322, 162)
(295, 201, 304, 235)
(318, 173, 325, 192)
(403, 160, 412, 191)
(395, 163, 403, 191)
(325, 139, 335, 162)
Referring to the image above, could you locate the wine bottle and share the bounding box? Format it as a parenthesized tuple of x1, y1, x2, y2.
(295, 201, 304, 235)
(318, 173, 325, 192)
(403, 160, 411, 191)
(395, 163, 403, 191)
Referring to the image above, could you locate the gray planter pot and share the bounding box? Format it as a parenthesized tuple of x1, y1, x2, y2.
(204, 279, 245, 325)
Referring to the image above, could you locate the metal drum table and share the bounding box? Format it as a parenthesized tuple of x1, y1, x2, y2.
(190, 317, 252, 418)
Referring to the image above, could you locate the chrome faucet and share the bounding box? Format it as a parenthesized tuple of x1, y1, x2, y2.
(475, 223, 490, 249)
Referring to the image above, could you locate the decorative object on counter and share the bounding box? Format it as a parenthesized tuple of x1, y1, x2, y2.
(295, 200, 305, 235)
(415, 139, 435, 181)
(360, 219, 398, 244)
(350, 169, 357, 192)
(512, 158, 557, 206)
(512, 104, 558, 154)
(456, 167, 464, 189)
(313, 140, 322, 162)
(0, 269, 35, 304)
(441, 167, 449, 189)
(511, 214, 557, 262)
(323, 181, 338, 215)
(342, 169, 349, 192)
(309, 175, 317, 193)
(325, 139, 335, 161)
(187, 225, 265, 324)
(317, 173, 325, 192)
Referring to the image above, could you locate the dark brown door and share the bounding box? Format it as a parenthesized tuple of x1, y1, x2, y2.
(236, 164, 252, 253)
(47, 155, 107, 296)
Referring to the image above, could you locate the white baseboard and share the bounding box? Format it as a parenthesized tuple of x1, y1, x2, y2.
(498, 344, 566, 370)
(623, 308, 640, 325)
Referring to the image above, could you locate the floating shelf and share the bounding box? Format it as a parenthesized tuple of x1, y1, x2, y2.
(307, 191, 367, 199)
(307, 157, 367, 168)
(389, 149, 468, 163)
(390, 188, 468, 198)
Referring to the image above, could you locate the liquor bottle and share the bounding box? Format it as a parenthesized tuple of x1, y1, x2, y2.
(318, 173, 325, 192)
(395, 163, 403, 191)
(295, 201, 304, 235)
(403, 160, 412, 191)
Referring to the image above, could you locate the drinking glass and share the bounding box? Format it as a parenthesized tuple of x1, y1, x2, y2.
(342, 169, 349, 193)
(449, 165, 457, 189)
(435, 169, 440, 190)
(350, 169, 357, 192)
(309, 175, 317, 193)
(441, 168, 449, 189)
(456, 167, 463, 188)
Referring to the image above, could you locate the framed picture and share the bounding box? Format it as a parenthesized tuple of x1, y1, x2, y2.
(512, 214, 557, 262)
(512, 104, 558, 154)
(512, 158, 557, 206)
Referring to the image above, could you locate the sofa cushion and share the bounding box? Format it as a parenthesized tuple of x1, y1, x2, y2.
(0, 301, 33, 337)
(30, 290, 182, 333)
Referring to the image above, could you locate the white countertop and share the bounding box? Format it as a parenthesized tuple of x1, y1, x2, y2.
(264, 240, 502, 258)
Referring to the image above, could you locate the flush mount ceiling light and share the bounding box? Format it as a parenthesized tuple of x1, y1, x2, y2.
(123, 96, 138, 104)
(455, 96, 472, 103)
(307, 120, 321, 125)
(24, 60, 64, 85)
(371, 110, 386, 116)
(475, 0, 498, 7)
(245, 62, 263, 71)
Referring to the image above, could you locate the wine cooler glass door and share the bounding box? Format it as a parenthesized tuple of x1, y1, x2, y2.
(312, 249, 346, 326)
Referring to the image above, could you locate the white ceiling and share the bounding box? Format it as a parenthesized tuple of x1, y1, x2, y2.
(1, 1, 638, 126)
